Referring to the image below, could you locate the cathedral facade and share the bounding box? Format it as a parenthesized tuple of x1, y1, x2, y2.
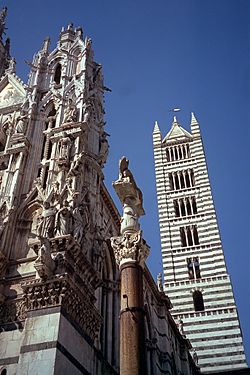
(153, 115, 248, 373)
(0, 10, 199, 375)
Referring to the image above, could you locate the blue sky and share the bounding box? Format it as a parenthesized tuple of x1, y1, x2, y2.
(2, 0, 249, 362)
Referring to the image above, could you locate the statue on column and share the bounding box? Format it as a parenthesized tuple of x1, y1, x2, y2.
(110, 156, 149, 266)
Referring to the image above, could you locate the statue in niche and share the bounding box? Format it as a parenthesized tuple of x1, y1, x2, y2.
(37, 201, 56, 239)
(58, 132, 72, 162)
(72, 203, 88, 244)
(63, 99, 77, 123)
(92, 227, 105, 273)
(15, 111, 28, 134)
(55, 200, 72, 236)
(98, 132, 109, 166)
(2, 114, 14, 135)
(83, 101, 91, 123)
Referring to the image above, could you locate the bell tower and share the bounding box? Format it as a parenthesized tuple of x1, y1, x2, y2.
(153, 113, 247, 373)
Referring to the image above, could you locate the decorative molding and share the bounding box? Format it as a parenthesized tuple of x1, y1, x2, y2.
(21, 274, 102, 340)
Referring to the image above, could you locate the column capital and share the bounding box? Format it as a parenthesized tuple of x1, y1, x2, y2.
(111, 230, 150, 268)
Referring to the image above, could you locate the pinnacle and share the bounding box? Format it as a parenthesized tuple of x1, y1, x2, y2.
(191, 112, 198, 125)
(153, 120, 161, 133)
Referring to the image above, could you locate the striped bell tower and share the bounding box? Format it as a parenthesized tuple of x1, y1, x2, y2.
(153, 113, 247, 373)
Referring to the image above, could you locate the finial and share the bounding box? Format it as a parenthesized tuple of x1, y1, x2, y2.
(67, 23, 73, 30)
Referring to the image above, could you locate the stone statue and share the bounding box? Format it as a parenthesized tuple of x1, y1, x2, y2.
(113, 157, 144, 234)
(2, 114, 14, 135)
(58, 132, 71, 162)
(178, 319, 184, 335)
(15, 111, 28, 134)
(55, 200, 72, 236)
(98, 132, 109, 166)
(6, 57, 16, 74)
(192, 349, 198, 366)
(72, 202, 89, 243)
(34, 238, 55, 279)
(37, 201, 56, 238)
(68, 153, 83, 177)
(63, 99, 77, 123)
(118, 156, 135, 184)
(157, 272, 164, 292)
(83, 101, 91, 123)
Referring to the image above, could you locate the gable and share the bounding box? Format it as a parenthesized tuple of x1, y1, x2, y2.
(0, 75, 26, 109)
(163, 123, 192, 143)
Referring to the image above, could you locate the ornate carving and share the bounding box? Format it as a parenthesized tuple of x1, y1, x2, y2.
(22, 274, 102, 340)
(0, 298, 26, 324)
(111, 230, 149, 267)
(63, 99, 77, 123)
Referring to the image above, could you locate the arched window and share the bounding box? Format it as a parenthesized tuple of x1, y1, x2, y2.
(1, 368, 7, 375)
(174, 200, 180, 217)
(54, 63, 61, 84)
(193, 290, 204, 311)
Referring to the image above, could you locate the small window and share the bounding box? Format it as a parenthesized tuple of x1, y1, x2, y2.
(1, 369, 7, 375)
(193, 291, 204, 311)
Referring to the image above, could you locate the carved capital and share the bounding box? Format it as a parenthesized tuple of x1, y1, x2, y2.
(110, 230, 150, 267)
